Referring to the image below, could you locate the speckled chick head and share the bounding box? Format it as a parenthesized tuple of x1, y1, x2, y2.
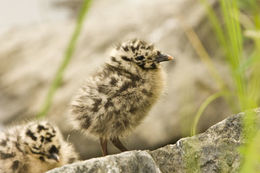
(21, 121, 62, 164)
(112, 39, 173, 69)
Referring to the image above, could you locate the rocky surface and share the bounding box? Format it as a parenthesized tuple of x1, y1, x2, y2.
(0, 0, 232, 159)
(48, 109, 260, 173)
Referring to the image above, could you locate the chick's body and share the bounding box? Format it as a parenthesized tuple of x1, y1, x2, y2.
(0, 121, 78, 173)
(71, 39, 173, 155)
(73, 59, 163, 139)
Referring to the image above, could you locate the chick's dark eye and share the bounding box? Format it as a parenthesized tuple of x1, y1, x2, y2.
(40, 136, 44, 143)
(136, 56, 145, 61)
(49, 145, 59, 154)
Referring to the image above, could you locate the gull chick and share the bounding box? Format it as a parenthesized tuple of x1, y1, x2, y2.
(71, 39, 173, 155)
(0, 121, 78, 173)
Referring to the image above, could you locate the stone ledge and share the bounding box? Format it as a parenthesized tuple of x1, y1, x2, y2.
(48, 150, 161, 173)
(47, 109, 260, 173)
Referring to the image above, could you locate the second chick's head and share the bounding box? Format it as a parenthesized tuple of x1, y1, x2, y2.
(113, 39, 173, 69)
(22, 121, 62, 164)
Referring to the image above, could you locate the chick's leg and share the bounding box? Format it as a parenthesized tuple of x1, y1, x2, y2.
(111, 137, 128, 152)
(99, 137, 108, 156)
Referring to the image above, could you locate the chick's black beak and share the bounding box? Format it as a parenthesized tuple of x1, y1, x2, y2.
(156, 53, 174, 63)
(50, 153, 60, 162)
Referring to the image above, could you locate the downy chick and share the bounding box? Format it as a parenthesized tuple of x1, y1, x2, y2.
(71, 39, 173, 155)
(0, 121, 78, 173)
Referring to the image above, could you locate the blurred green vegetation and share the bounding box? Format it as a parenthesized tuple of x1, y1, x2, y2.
(191, 0, 260, 172)
(37, 0, 92, 118)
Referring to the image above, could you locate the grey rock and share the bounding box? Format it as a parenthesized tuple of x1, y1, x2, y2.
(48, 109, 260, 173)
(48, 151, 161, 173)
(149, 112, 243, 173)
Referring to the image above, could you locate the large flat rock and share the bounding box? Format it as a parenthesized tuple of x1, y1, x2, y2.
(48, 109, 260, 173)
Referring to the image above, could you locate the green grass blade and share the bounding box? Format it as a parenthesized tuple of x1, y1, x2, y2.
(220, 0, 247, 110)
(191, 91, 224, 136)
(37, 0, 93, 118)
(199, 0, 227, 50)
(240, 111, 259, 173)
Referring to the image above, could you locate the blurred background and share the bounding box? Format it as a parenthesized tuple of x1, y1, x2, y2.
(0, 0, 259, 161)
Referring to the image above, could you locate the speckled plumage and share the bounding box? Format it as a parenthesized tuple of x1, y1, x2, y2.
(71, 39, 173, 155)
(0, 121, 78, 173)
